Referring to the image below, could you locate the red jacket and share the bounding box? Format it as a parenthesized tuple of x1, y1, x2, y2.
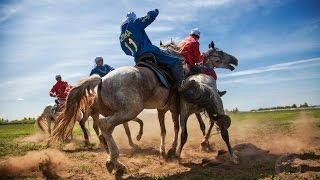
(49, 81, 70, 100)
(178, 36, 204, 66)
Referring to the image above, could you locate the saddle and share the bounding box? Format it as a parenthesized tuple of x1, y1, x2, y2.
(135, 53, 174, 88)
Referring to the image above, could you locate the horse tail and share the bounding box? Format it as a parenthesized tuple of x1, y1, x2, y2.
(180, 79, 212, 107)
(36, 106, 51, 133)
(50, 75, 102, 142)
(36, 113, 46, 132)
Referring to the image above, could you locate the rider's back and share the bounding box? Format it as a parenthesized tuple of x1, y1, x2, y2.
(120, 9, 160, 57)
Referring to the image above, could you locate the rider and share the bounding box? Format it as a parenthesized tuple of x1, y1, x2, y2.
(119, 9, 185, 89)
(49, 75, 70, 111)
(178, 28, 226, 96)
(90, 56, 114, 77)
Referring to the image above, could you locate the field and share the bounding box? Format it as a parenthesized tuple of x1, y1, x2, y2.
(0, 109, 320, 179)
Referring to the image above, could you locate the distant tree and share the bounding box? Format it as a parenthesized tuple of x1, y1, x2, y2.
(300, 102, 309, 108)
(292, 104, 297, 108)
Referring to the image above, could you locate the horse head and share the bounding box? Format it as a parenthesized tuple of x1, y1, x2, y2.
(203, 41, 238, 71)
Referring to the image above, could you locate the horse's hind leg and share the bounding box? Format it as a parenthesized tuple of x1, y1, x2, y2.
(167, 110, 179, 159)
(101, 111, 140, 175)
(201, 118, 214, 152)
(157, 109, 167, 158)
(79, 119, 90, 145)
(123, 122, 139, 149)
(196, 113, 206, 137)
(131, 117, 143, 141)
(177, 104, 191, 158)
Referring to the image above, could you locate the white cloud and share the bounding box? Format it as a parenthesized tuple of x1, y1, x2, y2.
(0, 4, 21, 22)
(17, 98, 24, 101)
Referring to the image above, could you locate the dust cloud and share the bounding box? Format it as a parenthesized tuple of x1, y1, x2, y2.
(0, 149, 70, 179)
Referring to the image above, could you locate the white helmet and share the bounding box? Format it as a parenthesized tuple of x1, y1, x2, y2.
(190, 28, 200, 37)
(126, 12, 137, 21)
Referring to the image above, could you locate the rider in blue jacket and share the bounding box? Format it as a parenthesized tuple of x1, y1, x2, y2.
(90, 57, 114, 77)
(119, 9, 184, 89)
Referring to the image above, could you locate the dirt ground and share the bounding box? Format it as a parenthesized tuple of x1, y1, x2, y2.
(1, 111, 320, 179)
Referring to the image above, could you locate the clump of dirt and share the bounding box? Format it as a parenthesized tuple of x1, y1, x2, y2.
(275, 151, 320, 179)
(0, 149, 70, 179)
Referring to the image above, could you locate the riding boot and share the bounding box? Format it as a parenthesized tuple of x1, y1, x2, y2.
(171, 61, 185, 90)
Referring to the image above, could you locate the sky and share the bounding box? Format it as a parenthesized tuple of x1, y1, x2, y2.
(0, 0, 320, 120)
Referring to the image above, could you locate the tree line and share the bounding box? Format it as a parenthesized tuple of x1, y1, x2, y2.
(0, 117, 36, 125)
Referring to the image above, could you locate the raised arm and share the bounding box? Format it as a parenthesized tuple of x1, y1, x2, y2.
(136, 9, 159, 29)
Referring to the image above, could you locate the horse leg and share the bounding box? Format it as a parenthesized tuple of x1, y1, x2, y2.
(92, 113, 100, 137)
(201, 118, 214, 152)
(157, 109, 167, 158)
(195, 113, 206, 137)
(79, 119, 90, 145)
(177, 104, 191, 158)
(131, 117, 143, 141)
(167, 110, 179, 159)
(123, 122, 139, 149)
(101, 112, 139, 175)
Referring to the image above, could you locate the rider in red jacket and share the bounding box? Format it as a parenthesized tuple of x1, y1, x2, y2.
(49, 75, 70, 105)
(178, 28, 225, 96)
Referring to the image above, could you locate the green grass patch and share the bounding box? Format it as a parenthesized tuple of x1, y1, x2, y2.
(0, 123, 45, 158)
(228, 110, 300, 133)
(305, 108, 320, 128)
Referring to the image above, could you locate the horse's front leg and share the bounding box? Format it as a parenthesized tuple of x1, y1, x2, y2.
(218, 115, 238, 164)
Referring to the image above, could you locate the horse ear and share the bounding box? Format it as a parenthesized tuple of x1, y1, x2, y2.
(160, 40, 163, 46)
(210, 41, 215, 49)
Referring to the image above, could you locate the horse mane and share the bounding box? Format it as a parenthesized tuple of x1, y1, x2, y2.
(159, 40, 182, 58)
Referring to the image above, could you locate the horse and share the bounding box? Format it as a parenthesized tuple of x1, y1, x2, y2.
(158, 41, 237, 156)
(50, 41, 237, 175)
(38, 100, 143, 149)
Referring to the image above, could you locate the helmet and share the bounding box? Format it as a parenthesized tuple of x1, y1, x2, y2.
(126, 12, 137, 21)
(95, 56, 103, 63)
(190, 28, 200, 37)
(55, 75, 61, 79)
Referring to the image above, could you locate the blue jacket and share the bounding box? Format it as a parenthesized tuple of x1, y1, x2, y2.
(90, 64, 114, 77)
(120, 9, 161, 57)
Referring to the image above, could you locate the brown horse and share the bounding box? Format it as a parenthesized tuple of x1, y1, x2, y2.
(50, 41, 237, 175)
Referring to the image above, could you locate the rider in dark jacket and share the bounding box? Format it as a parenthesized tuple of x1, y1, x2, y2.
(90, 57, 114, 77)
(119, 9, 184, 89)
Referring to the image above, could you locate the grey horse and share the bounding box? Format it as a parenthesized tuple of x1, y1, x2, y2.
(39, 100, 143, 148)
(50, 41, 237, 175)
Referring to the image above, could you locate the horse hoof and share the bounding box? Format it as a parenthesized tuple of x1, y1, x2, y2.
(201, 141, 212, 152)
(136, 134, 142, 141)
(159, 150, 166, 158)
(106, 161, 114, 173)
(230, 153, 239, 164)
(115, 168, 125, 178)
(166, 148, 177, 160)
(131, 144, 140, 151)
